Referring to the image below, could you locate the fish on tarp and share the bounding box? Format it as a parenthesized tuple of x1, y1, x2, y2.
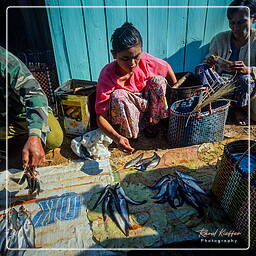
(107, 197, 129, 237)
(0, 206, 36, 256)
(124, 153, 144, 168)
(148, 175, 173, 190)
(151, 174, 206, 217)
(175, 171, 203, 184)
(135, 152, 161, 171)
(181, 178, 207, 195)
(115, 183, 146, 205)
(20, 168, 41, 196)
(92, 183, 146, 236)
(151, 181, 169, 199)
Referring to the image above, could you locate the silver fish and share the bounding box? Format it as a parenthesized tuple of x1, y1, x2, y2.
(17, 207, 30, 231)
(124, 153, 144, 168)
(176, 171, 203, 184)
(151, 181, 169, 199)
(116, 192, 131, 229)
(135, 153, 157, 167)
(136, 152, 161, 171)
(107, 197, 129, 236)
(0, 217, 7, 254)
(102, 195, 111, 222)
(8, 209, 19, 231)
(20, 217, 35, 248)
(92, 185, 111, 210)
(115, 184, 146, 205)
(18, 173, 26, 185)
(181, 178, 207, 195)
(6, 228, 18, 250)
(148, 175, 173, 190)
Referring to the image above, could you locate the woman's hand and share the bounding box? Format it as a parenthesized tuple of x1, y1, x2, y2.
(230, 61, 251, 74)
(205, 55, 216, 68)
(22, 136, 45, 169)
(96, 113, 135, 153)
(115, 135, 134, 153)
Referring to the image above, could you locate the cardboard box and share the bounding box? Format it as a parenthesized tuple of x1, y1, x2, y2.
(54, 79, 96, 135)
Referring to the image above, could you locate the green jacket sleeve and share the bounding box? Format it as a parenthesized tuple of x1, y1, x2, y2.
(1, 46, 50, 144)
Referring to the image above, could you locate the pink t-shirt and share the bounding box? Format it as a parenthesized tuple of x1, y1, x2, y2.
(95, 52, 170, 114)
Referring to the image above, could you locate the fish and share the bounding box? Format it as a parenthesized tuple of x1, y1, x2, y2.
(17, 173, 26, 185)
(8, 208, 19, 231)
(124, 153, 144, 168)
(181, 178, 207, 195)
(115, 183, 146, 205)
(102, 195, 111, 222)
(175, 171, 203, 184)
(148, 175, 173, 190)
(107, 196, 129, 236)
(92, 183, 146, 236)
(20, 217, 35, 248)
(92, 185, 111, 210)
(135, 153, 161, 171)
(151, 181, 169, 199)
(135, 153, 158, 167)
(117, 193, 131, 229)
(0, 217, 7, 254)
(6, 228, 18, 251)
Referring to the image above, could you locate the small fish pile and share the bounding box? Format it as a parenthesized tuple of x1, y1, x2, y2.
(149, 171, 207, 217)
(124, 152, 160, 171)
(92, 183, 147, 236)
(0, 206, 35, 255)
(18, 167, 41, 195)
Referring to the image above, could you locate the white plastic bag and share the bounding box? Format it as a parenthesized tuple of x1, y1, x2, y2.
(71, 129, 113, 160)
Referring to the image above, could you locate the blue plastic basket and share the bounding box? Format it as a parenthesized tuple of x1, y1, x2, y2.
(168, 96, 230, 148)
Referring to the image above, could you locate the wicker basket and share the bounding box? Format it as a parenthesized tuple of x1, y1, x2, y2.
(212, 140, 256, 247)
(168, 96, 230, 148)
(168, 72, 204, 107)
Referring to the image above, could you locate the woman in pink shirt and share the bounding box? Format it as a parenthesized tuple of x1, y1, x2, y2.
(96, 22, 177, 152)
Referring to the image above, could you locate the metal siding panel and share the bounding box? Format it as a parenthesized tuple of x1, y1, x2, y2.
(184, 0, 208, 72)
(81, 0, 109, 81)
(166, 0, 189, 72)
(148, 0, 169, 59)
(45, 0, 72, 84)
(58, 0, 91, 80)
(105, 0, 127, 61)
(126, 0, 148, 52)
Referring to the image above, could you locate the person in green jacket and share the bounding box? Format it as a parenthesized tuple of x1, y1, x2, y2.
(0, 46, 63, 169)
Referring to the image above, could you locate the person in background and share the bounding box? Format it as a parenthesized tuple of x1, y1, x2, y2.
(195, 0, 256, 125)
(95, 22, 177, 152)
(0, 46, 63, 169)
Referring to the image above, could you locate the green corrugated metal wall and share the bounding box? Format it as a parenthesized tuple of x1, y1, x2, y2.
(44, 0, 233, 84)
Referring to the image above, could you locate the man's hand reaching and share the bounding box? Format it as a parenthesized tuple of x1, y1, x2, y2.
(22, 136, 45, 169)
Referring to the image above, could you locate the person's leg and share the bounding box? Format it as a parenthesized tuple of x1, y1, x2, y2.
(110, 89, 147, 139)
(0, 113, 63, 152)
(195, 63, 225, 90)
(231, 74, 255, 125)
(139, 76, 169, 138)
(45, 113, 64, 151)
(143, 76, 169, 125)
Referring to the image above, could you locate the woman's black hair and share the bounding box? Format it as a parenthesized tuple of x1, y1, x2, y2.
(111, 22, 143, 52)
(227, 0, 256, 19)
